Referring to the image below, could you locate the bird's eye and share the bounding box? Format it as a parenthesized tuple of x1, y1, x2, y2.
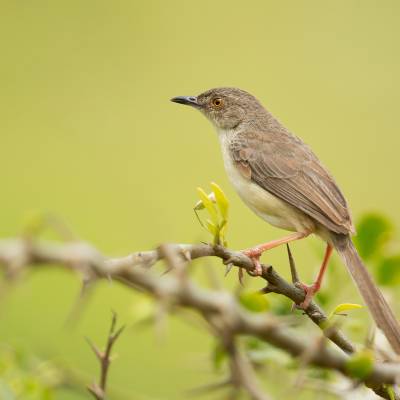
(212, 98, 223, 108)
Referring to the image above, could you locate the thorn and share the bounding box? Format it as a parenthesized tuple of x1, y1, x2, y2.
(238, 268, 244, 286)
(87, 383, 104, 399)
(111, 325, 126, 343)
(182, 249, 191, 261)
(225, 263, 233, 277)
(44, 213, 77, 241)
(85, 337, 102, 361)
(109, 310, 117, 334)
(159, 244, 186, 277)
(161, 266, 173, 276)
(287, 244, 300, 284)
(259, 286, 273, 294)
(64, 277, 94, 328)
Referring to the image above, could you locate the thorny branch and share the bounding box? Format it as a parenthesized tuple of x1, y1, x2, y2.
(0, 237, 399, 399)
(87, 311, 125, 400)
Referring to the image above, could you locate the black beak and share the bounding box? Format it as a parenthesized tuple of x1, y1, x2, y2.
(170, 96, 199, 107)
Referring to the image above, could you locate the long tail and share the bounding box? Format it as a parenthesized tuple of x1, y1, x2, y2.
(333, 235, 400, 355)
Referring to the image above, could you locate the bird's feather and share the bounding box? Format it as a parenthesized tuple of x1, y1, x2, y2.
(230, 130, 354, 235)
(334, 235, 400, 354)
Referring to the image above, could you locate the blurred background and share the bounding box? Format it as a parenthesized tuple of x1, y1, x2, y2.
(1, 1, 400, 399)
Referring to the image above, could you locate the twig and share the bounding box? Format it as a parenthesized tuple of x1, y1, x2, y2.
(0, 238, 398, 399)
(226, 339, 272, 400)
(87, 311, 125, 399)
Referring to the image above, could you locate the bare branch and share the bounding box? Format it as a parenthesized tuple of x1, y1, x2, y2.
(87, 311, 125, 399)
(0, 238, 398, 399)
(226, 339, 272, 400)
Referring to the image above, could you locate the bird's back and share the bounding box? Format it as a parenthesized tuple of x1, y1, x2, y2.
(227, 120, 355, 236)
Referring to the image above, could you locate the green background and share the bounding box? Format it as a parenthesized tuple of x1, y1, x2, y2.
(1, 1, 400, 399)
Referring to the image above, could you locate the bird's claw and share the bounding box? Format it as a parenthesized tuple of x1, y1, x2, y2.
(296, 282, 319, 310)
(242, 249, 263, 277)
(242, 247, 263, 259)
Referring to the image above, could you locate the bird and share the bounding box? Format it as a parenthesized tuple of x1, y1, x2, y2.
(171, 87, 400, 354)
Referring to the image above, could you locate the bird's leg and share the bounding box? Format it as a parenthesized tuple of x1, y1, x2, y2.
(298, 243, 333, 309)
(243, 231, 309, 276)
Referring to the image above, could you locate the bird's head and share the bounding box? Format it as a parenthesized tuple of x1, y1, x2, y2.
(171, 87, 265, 130)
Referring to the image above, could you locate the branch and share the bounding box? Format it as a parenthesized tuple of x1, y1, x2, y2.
(226, 339, 272, 400)
(0, 238, 399, 399)
(160, 244, 271, 400)
(87, 311, 125, 400)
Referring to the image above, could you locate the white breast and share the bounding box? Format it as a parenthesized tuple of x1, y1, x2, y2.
(217, 129, 314, 234)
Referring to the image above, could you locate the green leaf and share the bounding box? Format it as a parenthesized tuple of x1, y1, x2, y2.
(218, 220, 228, 247)
(196, 187, 218, 225)
(205, 219, 218, 236)
(329, 303, 362, 317)
(345, 350, 374, 379)
(385, 385, 396, 400)
(193, 192, 216, 211)
(354, 213, 392, 260)
(193, 184, 229, 246)
(239, 292, 269, 313)
(321, 303, 363, 329)
(210, 182, 229, 220)
(193, 200, 205, 211)
(376, 255, 400, 286)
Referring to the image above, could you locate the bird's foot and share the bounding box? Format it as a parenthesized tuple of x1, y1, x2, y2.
(242, 248, 263, 276)
(297, 281, 320, 310)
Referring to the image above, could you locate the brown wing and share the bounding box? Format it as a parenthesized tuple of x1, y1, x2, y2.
(230, 130, 353, 234)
